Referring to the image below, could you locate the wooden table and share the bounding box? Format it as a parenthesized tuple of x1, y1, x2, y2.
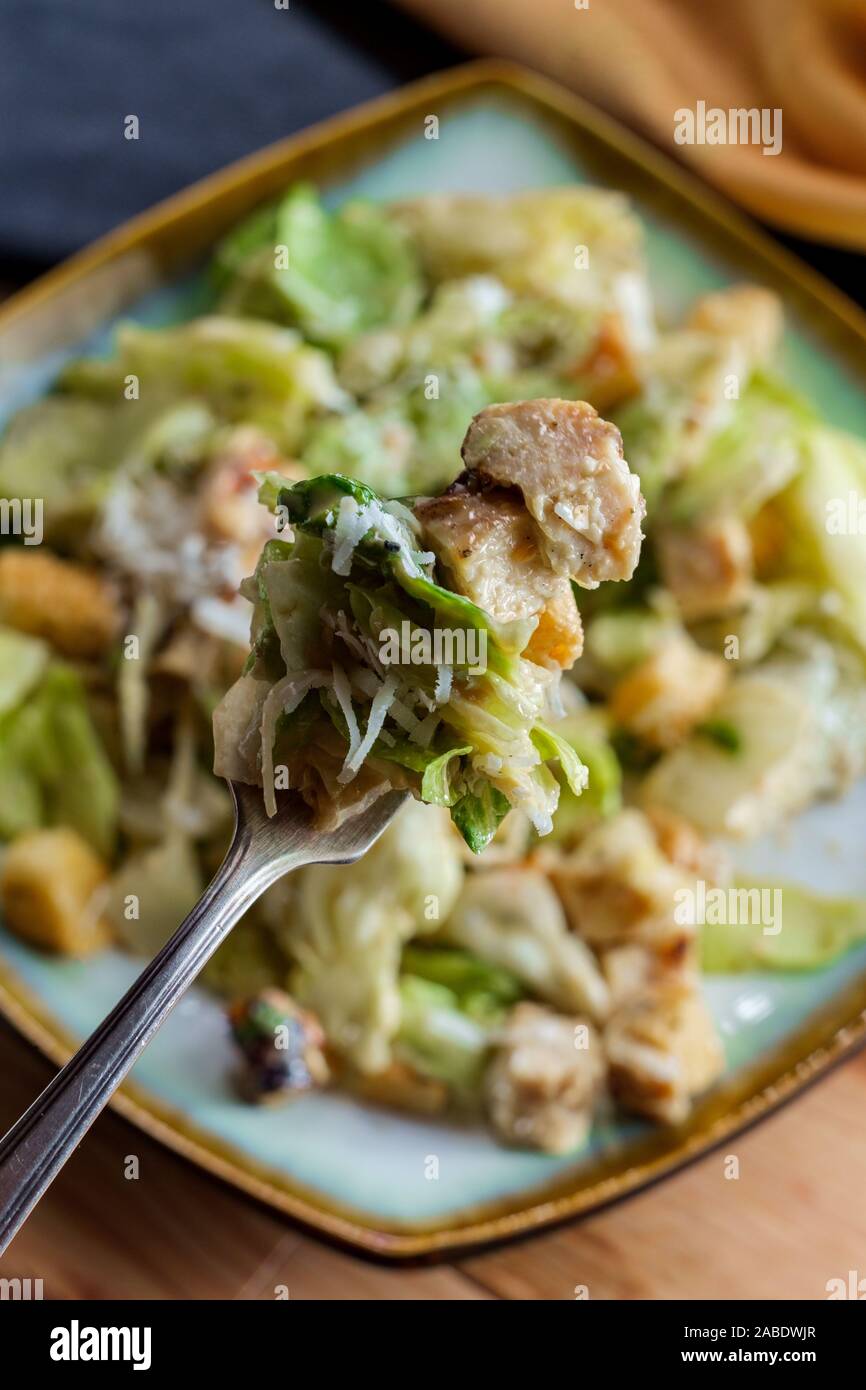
(1, 1020, 864, 1300)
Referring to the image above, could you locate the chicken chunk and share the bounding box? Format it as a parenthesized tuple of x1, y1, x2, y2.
(444, 866, 610, 1020)
(460, 399, 644, 588)
(598, 944, 671, 1011)
(0, 549, 120, 657)
(657, 516, 753, 621)
(609, 633, 729, 750)
(644, 805, 729, 885)
(414, 486, 583, 668)
(486, 1002, 606, 1153)
(604, 984, 724, 1124)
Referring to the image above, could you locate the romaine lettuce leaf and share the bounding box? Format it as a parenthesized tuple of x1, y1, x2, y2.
(0, 662, 118, 856)
(702, 880, 866, 972)
(774, 426, 866, 653)
(214, 183, 424, 349)
(664, 372, 812, 525)
(401, 944, 523, 1022)
(394, 975, 490, 1096)
(63, 316, 347, 452)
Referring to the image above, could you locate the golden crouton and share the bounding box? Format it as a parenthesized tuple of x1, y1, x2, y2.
(687, 285, 783, 366)
(609, 633, 729, 750)
(657, 516, 753, 622)
(0, 827, 111, 956)
(0, 550, 120, 657)
(549, 808, 694, 954)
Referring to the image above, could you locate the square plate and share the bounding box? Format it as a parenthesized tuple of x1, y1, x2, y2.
(2, 61, 866, 1260)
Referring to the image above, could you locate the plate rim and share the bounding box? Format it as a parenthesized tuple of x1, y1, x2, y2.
(2, 57, 866, 1261)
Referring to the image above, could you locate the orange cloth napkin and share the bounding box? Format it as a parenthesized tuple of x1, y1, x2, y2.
(399, 0, 866, 250)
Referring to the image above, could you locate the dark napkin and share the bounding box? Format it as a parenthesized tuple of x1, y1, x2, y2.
(0, 0, 457, 271)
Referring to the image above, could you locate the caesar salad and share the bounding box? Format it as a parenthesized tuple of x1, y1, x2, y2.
(0, 184, 864, 1153)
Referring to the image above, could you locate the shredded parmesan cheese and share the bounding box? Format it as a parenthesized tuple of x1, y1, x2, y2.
(260, 670, 329, 817)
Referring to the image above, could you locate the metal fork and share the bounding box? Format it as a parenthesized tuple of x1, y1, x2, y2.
(0, 781, 407, 1254)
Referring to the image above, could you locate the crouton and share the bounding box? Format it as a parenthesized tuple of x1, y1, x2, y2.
(609, 633, 729, 749)
(657, 516, 753, 621)
(687, 285, 783, 366)
(0, 549, 120, 657)
(0, 827, 111, 955)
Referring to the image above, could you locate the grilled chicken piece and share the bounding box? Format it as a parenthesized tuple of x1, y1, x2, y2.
(414, 487, 583, 669)
(598, 943, 692, 1012)
(644, 805, 729, 885)
(486, 1002, 606, 1153)
(589, 814, 721, 1008)
(460, 399, 644, 588)
(657, 516, 753, 621)
(609, 632, 729, 750)
(604, 984, 724, 1124)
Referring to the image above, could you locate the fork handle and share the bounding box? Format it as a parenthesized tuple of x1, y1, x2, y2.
(0, 813, 299, 1255)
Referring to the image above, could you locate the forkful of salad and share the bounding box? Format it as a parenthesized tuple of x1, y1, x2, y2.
(0, 398, 643, 1251)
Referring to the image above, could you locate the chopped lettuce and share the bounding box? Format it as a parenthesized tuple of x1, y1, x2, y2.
(773, 427, 866, 653)
(339, 276, 514, 394)
(663, 373, 812, 525)
(640, 644, 866, 840)
(543, 710, 622, 843)
(442, 867, 609, 1018)
(450, 784, 512, 855)
(401, 944, 523, 1023)
(201, 916, 290, 998)
(0, 395, 208, 539)
(0, 662, 118, 855)
(271, 799, 464, 1073)
(106, 833, 204, 958)
(216, 471, 589, 850)
(613, 331, 748, 510)
(702, 880, 866, 972)
(0, 627, 49, 717)
(394, 975, 490, 1097)
(392, 188, 648, 316)
(213, 183, 424, 348)
(301, 407, 416, 496)
(688, 581, 816, 666)
(62, 316, 348, 451)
